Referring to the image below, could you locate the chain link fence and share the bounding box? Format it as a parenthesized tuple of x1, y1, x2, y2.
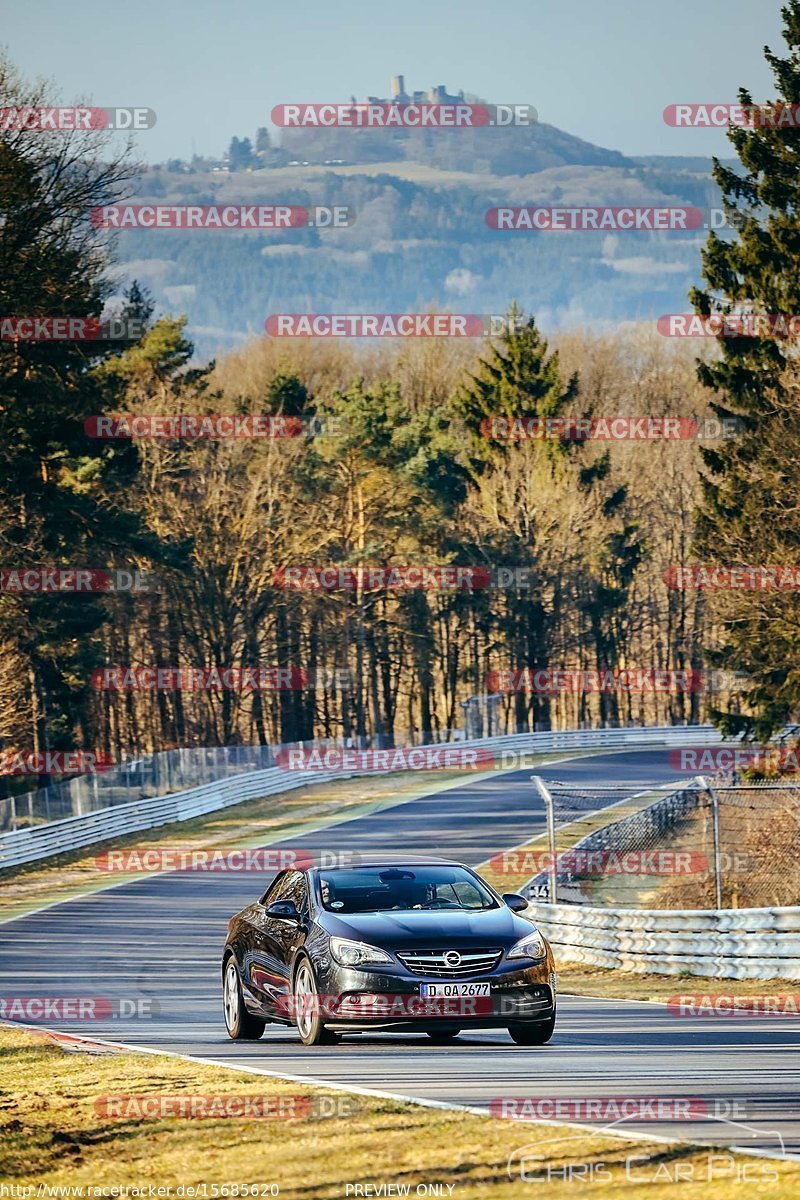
(0, 726, 480, 832)
(0, 738, 398, 833)
(0, 720, 716, 834)
(521, 777, 800, 910)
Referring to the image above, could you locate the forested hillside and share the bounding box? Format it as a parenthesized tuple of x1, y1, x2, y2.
(114, 158, 726, 357)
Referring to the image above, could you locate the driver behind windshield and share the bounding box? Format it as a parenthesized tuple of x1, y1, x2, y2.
(317, 867, 496, 913)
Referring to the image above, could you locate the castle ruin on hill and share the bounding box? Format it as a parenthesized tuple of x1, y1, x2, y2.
(362, 76, 479, 106)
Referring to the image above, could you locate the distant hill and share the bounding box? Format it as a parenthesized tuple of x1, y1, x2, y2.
(114, 118, 725, 361)
(279, 118, 634, 176)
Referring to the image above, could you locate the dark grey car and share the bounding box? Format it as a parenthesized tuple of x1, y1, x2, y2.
(222, 857, 557, 1046)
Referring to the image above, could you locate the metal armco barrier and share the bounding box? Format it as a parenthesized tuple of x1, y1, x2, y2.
(0, 724, 724, 870)
(527, 901, 800, 980)
(0, 766, 341, 870)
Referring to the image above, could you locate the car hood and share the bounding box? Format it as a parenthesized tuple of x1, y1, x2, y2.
(320, 904, 537, 949)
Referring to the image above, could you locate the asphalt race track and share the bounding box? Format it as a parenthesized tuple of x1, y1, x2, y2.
(1, 748, 799, 1162)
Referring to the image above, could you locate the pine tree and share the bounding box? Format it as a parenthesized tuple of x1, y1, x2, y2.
(119, 281, 155, 328)
(0, 54, 163, 777)
(690, 1, 800, 737)
(454, 304, 578, 470)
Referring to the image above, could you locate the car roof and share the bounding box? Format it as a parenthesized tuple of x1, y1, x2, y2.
(308, 855, 465, 872)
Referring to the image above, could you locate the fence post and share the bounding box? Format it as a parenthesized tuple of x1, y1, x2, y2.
(697, 774, 723, 909)
(532, 775, 557, 904)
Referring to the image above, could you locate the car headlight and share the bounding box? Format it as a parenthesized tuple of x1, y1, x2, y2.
(329, 936, 393, 967)
(506, 929, 547, 960)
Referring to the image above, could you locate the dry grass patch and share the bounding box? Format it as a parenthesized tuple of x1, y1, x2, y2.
(1, 1026, 797, 1199)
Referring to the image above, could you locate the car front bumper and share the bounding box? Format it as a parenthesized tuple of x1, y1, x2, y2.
(313, 955, 556, 1031)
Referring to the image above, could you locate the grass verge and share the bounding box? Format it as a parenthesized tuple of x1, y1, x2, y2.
(556, 964, 800, 1002)
(1, 1025, 797, 1199)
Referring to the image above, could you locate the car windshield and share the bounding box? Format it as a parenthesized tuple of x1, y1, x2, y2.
(317, 866, 498, 913)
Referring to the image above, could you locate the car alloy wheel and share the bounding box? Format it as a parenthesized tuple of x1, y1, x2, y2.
(223, 957, 265, 1040)
(293, 958, 339, 1046)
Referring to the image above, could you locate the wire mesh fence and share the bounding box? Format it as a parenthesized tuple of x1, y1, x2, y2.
(0, 720, 715, 834)
(515, 777, 800, 909)
(689, 780, 800, 910)
(0, 744, 279, 832)
(0, 727, 469, 833)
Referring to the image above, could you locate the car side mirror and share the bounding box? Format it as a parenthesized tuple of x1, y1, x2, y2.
(503, 893, 528, 912)
(265, 899, 300, 921)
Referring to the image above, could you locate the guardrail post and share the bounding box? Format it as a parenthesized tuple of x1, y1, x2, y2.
(532, 775, 557, 904)
(697, 774, 723, 909)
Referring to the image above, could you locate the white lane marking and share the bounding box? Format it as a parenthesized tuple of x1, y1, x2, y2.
(4, 1017, 796, 1160)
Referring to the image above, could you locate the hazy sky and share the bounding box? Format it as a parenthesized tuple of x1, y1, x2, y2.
(3, 0, 786, 162)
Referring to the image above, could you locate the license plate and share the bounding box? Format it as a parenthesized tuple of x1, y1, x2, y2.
(420, 982, 491, 998)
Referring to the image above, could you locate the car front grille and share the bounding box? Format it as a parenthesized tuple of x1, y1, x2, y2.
(396, 948, 503, 977)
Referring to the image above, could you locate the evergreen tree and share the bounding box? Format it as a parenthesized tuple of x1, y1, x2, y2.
(226, 136, 255, 171)
(454, 304, 578, 471)
(119, 281, 155, 328)
(690, 1, 800, 737)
